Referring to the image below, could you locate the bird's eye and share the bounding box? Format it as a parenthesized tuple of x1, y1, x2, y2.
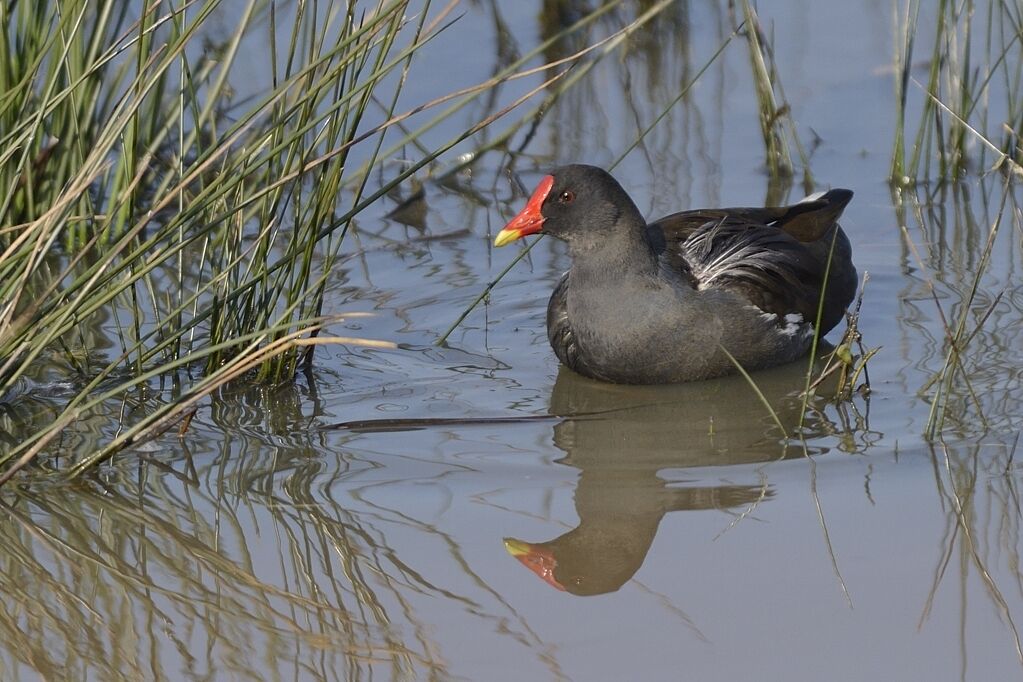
(558, 190, 575, 204)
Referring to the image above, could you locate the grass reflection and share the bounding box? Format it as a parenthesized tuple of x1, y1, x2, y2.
(892, 177, 1023, 438)
(0, 463, 446, 679)
(923, 438, 1023, 666)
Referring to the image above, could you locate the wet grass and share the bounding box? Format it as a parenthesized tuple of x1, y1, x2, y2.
(0, 0, 652, 481)
(887, 0, 1022, 438)
(890, 0, 1023, 184)
(3, 0, 439, 478)
(893, 177, 1022, 439)
(806, 273, 879, 404)
(742, 0, 1023, 443)
(736, 0, 817, 193)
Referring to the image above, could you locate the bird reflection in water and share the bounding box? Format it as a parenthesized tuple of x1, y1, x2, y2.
(504, 359, 854, 595)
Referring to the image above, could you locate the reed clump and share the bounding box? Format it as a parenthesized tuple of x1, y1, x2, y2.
(890, 0, 1023, 184)
(0, 0, 613, 481)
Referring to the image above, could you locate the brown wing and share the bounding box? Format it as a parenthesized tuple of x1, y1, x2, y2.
(648, 189, 853, 243)
(645, 190, 857, 334)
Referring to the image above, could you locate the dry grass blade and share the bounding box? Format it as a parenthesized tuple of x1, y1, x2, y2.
(1, 0, 622, 481)
(739, 0, 794, 180)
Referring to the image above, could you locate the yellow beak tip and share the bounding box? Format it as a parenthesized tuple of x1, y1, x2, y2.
(503, 538, 529, 556)
(493, 229, 519, 248)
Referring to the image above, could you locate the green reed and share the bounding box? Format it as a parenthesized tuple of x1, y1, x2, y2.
(0, 0, 616, 481)
(890, 0, 1023, 184)
(737, 0, 817, 196)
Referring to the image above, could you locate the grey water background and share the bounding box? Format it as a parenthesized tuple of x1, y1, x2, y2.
(2, 1, 1023, 680)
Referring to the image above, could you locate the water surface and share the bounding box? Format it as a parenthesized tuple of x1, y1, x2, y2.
(2, 1, 1022, 680)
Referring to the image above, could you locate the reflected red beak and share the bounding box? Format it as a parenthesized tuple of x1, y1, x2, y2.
(504, 537, 565, 591)
(494, 175, 554, 247)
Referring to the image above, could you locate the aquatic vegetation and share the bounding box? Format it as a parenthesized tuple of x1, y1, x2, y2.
(886, 0, 1023, 438)
(890, 0, 1023, 183)
(1, 2, 1022, 680)
(738, 0, 815, 192)
(0, 0, 644, 479)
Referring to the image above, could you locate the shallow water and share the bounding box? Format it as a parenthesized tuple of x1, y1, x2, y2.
(3, 1, 1023, 680)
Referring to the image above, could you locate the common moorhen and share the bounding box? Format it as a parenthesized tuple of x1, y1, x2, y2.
(494, 164, 857, 384)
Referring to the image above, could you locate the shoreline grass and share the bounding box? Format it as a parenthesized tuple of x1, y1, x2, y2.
(0, 0, 636, 481)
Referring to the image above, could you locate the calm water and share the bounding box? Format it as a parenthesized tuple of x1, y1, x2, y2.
(3, 1, 1023, 680)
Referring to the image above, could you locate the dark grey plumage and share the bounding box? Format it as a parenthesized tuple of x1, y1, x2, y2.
(504, 164, 857, 384)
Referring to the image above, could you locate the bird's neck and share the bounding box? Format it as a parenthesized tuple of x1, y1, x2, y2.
(567, 222, 660, 282)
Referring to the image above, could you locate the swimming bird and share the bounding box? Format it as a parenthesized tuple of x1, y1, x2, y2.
(494, 164, 856, 384)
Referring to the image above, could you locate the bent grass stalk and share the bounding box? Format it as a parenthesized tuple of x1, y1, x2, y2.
(0, 0, 611, 481)
(890, 0, 1023, 183)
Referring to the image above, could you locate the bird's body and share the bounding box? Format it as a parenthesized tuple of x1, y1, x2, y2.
(495, 165, 857, 384)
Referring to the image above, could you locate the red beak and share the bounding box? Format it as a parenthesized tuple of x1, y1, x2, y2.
(494, 175, 554, 247)
(504, 537, 566, 591)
